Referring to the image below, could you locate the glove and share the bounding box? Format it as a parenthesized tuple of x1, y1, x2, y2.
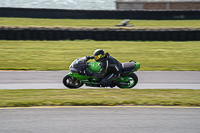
(86, 55, 91, 61)
(86, 56, 94, 61)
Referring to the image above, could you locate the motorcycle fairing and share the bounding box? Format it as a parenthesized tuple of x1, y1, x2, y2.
(88, 62, 101, 73)
(67, 57, 140, 87)
(68, 73, 100, 86)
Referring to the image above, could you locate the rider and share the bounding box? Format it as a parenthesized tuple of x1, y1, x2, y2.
(86, 49, 122, 87)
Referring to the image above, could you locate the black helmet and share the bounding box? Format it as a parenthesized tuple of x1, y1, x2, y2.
(93, 49, 105, 61)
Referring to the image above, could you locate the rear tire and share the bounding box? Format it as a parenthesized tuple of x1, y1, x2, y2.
(117, 73, 138, 88)
(63, 75, 83, 89)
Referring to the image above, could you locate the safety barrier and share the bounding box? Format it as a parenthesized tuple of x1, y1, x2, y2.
(0, 28, 199, 41)
(0, 7, 200, 19)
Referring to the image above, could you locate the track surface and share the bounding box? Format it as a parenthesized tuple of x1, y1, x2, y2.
(0, 106, 200, 133)
(1, 72, 200, 133)
(0, 71, 200, 89)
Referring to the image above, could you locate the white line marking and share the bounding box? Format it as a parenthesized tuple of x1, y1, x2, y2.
(1, 106, 200, 110)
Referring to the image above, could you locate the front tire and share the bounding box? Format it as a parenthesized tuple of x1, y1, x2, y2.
(117, 73, 138, 88)
(63, 75, 83, 89)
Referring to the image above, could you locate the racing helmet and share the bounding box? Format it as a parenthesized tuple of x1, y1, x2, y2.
(93, 49, 105, 62)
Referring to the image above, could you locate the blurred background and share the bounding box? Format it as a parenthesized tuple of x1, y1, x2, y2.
(0, 0, 115, 10)
(0, 0, 200, 71)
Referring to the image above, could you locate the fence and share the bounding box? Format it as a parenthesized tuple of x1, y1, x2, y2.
(0, 28, 199, 41)
(0, 7, 200, 19)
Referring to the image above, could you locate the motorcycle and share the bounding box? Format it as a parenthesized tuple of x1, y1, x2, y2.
(63, 56, 140, 89)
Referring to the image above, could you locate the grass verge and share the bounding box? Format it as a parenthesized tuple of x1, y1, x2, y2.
(1, 17, 200, 29)
(0, 40, 200, 71)
(0, 89, 200, 107)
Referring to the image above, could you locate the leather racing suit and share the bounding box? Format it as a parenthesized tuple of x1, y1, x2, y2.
(87, 55, 122, 86)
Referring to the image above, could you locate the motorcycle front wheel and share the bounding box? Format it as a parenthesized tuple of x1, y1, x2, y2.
(117, 73, 138, 88)
(63, 75, 83, 89)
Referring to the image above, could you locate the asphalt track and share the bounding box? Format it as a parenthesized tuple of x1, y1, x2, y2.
(0, 71, 200, 89)
(1, 72, 200, 133)
(0, 106, 200, 133)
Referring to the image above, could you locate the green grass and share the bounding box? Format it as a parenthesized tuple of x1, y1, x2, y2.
(1, 17, 200, 29)
(0, 40, 200, 71)
(0, 89, 200, 107)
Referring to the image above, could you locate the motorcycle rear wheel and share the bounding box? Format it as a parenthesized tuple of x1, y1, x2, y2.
(63, 75, 83, 89)
(117, 73, 138, 88)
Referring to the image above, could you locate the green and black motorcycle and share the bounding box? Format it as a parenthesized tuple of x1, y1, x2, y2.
(63, 57, 140, 89)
